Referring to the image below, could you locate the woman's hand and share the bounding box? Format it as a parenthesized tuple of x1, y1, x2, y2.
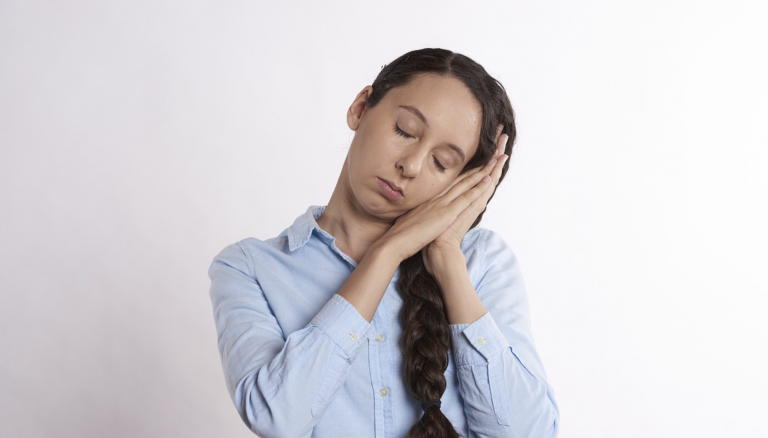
(423, 129, 509, 275)
(374, 161, 497, 264)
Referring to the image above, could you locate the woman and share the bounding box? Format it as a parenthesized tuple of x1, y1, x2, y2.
(209, 48, 559, 438)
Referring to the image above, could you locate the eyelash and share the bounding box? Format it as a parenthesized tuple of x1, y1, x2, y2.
(394, 123, 414, 139)
(432, 157, 446, 172)
(394, 124, 446, 172)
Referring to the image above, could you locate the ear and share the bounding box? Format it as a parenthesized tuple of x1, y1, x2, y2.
(347, 86, 373, 131)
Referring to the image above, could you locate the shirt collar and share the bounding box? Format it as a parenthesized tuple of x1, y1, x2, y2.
(287, 205, 328, 251)
(287, 205, 360, 269)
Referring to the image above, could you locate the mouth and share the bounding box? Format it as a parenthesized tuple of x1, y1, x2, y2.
(377, 178, 404, 201)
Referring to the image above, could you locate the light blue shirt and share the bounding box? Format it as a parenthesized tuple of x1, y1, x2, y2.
(209, 206, 559, 437)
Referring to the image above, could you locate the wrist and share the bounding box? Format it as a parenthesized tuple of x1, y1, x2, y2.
(425, 244, 467, 281)
(366, 238, 406, 268)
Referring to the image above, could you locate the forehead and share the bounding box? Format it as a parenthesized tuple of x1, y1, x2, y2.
(382, 74, 482, 157)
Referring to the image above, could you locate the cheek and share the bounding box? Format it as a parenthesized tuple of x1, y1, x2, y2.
(411, 181, 449, 206)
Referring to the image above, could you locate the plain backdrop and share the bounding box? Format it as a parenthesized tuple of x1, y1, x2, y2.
(1, 1, 767, 437)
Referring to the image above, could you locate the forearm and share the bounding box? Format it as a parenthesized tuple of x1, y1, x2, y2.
(427, 244, 487, 324)
(337, 240, 402, 322)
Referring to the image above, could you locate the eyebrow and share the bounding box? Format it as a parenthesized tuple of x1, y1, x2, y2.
(400, 105, 428, 126)
(398, 105, 467, 163)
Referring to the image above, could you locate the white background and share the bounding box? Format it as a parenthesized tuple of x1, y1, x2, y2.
(1, 1, 767, 437)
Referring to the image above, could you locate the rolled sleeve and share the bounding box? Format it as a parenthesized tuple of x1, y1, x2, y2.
(450, 312, 508, 366)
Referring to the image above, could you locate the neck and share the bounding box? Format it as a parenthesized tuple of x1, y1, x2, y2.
(317, 170, 394, 264)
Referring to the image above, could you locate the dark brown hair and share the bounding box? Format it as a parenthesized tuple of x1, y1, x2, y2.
(367, 48, 516, 437)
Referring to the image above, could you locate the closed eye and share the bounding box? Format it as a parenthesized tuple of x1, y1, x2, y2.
(394, 124, 414, 139)
(433, 156, 446, 172)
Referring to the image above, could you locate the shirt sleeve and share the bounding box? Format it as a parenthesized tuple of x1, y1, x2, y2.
(209, 242, 372, 438)
(450, 230, 559, 437)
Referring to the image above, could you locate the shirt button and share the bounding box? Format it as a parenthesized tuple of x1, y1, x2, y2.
(379, 388, 388, 397)
(477, 337, 486, 345)
(350, 333, 359, 342)
(375, 334, 385, 342)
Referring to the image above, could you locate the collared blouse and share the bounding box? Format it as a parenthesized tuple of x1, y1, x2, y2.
(209, 206, 559, 438)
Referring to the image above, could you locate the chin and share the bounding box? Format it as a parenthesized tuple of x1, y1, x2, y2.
(355, 194, 406, 222)
(363, 203, 404, 222)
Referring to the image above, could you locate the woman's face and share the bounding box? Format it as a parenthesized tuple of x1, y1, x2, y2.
(343, 74, 483, 223)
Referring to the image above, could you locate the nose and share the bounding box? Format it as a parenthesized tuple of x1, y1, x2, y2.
(396, 149, 425, 178)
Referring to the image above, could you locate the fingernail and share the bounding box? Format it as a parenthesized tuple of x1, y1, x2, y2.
(486, 156, 497, 166)
(482, 175, 491, 183)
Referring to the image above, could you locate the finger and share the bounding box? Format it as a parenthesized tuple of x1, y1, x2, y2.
(481, 154, 508, 201)
(495, 124, 503, 143)
(496, 133, 508, 157)
(440, 159, 496, 203)
(491, 154, 508, 183)
(470, 154, 507, 205)
(434, 173, 469, 198)
(458, 191, 490, 224)
(448, 173, 492, 211)
(434, 157, 495, 198)
(437, 170, 493, 214)
(443, 174, 494, 223)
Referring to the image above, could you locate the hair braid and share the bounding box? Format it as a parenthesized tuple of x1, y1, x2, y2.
(398, 252, 460, 438)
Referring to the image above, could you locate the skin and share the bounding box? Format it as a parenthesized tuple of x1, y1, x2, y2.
(317, 74, 509, 324)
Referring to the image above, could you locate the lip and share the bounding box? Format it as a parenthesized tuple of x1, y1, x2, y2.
(377, 177, 404, 201)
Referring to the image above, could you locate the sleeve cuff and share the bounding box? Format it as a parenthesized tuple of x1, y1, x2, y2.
(310, 294, 373, 356)
(450, 312, 509, 366)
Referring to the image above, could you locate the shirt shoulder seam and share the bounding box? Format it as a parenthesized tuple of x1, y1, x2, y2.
(235, 240, 256, 278)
